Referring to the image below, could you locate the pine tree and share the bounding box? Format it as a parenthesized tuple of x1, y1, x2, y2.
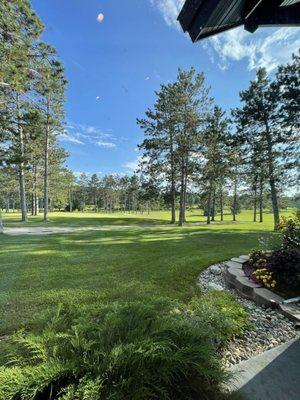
(89, 174, 100, 211)
(174, 69, 212, 226)
(35, 43, 67, 221)
(138, 82, 179, 223)
(200, 106, 230, 224)
(233, 67, 297, 229)
(0, 0, 43, 222)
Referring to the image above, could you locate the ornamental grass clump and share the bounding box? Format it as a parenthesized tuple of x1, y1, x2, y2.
(0, 295, 248, 400)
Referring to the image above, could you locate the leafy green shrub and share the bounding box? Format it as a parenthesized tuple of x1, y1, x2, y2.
(269, 248, 300, 292)
(277, 212, 300, 250)
(247, 250, 268, 269)
(188, 291, 250, 345)
(0, 296, 249, 400)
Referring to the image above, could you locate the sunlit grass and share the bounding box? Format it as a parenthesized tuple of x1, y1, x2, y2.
(0, 208, 293, 334)
(2, 207, 294, 229)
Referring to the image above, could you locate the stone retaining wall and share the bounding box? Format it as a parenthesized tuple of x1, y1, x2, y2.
(224, 256, 300, 324)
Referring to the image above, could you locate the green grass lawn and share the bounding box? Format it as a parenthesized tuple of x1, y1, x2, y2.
(0, 209, 292, 335)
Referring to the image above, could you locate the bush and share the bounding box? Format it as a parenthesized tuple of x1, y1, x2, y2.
(277, 212, 300, 250)
(0, 296, 249, 400)
(247, 250, 268, 269)
(189, 291, 250, 344)
(268, 248, 300, 292)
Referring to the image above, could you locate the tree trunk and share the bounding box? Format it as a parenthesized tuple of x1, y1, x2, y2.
(220, 186, 224, 222)
(259, 174, 263, 223)
(94, 190, 98, 212)
(206, 185, 212, 225)
(232, 170, 238, 222)
(170, 131, 176, 224)
(265, 121, 279, 229)
(211, 188, 216, 222)
(69, 190, 72, 212)
(35, 196, 39, 215)
(16, 93, 27, 222)
(170, 184, 176, 224)
(253, 175, 257, 222)
(178, 159, 185, 227)
(6, 198, 10, 213)
(183, 162, 188, 223)
(43, 104, 50, 222)
(0, 208, 3, 233)
(31, 193, 35, 215)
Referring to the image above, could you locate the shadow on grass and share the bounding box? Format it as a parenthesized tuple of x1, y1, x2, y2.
(3, 215, 169, 227)
(0, 226, 272, 334)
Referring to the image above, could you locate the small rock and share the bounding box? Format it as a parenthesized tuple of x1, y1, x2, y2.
(207, 282, 224, 291)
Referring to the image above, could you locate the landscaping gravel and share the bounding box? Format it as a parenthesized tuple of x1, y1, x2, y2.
(197, 263, 300, 367)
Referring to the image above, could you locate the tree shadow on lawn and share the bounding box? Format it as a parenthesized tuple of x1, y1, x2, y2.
(3, 215, 168, 228)
(0, 227, 270, 333)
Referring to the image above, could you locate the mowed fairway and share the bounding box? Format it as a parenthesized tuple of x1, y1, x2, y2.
(0, 209, 291, 334)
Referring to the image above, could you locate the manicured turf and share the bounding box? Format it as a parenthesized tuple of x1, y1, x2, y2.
(0, 209, 291, 334)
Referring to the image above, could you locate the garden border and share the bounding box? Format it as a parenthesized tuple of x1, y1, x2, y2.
(224, 256, 300, 324)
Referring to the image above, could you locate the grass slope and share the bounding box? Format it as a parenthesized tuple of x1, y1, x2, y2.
(0, 209, 291, 334)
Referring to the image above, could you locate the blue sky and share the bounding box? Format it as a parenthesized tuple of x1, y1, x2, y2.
(31, 0, 300, 177)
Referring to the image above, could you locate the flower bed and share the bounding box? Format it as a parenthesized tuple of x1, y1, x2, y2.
(243, 213, 300, 299)
(243, 249, 300, 299)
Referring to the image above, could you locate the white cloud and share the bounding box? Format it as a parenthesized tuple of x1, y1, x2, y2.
(206, 26, 300, 72)
(123, 156, 143, 171)
(63, 122, 117, 148)
(58, 132, 84, 145)
(96, 141, 116, 148)
(123, 155, 149, 172)
(150, 0, 184, 29)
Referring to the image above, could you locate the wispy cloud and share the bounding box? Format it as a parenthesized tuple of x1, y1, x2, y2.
(123, 155, 148, 172)
(204, 27, 300, 72)
(58, 132, 84, 145)
(150, 0, 184, 29)
(61, 122, 117, 149)
(96, 141, 116, 148)
(123, 156, 143, 172)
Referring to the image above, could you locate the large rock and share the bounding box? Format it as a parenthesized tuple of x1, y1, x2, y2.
(210, 265, 222, 275)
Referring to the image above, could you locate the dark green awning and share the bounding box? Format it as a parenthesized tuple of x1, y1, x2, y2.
(178, 0, 300, 41)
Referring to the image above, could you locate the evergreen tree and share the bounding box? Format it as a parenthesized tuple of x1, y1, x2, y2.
(35, 43, 67, 221)
(138, 82, 179, 223)
(0, 0, 43, 222)
(200, 106, 230, 224)
(233, 67, 297, 229)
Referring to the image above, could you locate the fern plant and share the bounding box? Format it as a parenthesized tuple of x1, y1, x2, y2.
(0, 294, 248, 400)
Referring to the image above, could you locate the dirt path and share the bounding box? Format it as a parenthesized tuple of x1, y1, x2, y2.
(3, 226, 103, 235)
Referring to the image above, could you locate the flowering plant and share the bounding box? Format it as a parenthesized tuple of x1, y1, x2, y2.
(247, 250, 268, 269)
(245, 250, 276, 289)
(251, 268, 276, 289)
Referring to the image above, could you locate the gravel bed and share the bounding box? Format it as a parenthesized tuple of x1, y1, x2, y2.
(197, 263, 300, 367)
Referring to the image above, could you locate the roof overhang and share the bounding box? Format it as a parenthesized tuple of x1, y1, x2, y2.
(178, 0, 300, 42)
